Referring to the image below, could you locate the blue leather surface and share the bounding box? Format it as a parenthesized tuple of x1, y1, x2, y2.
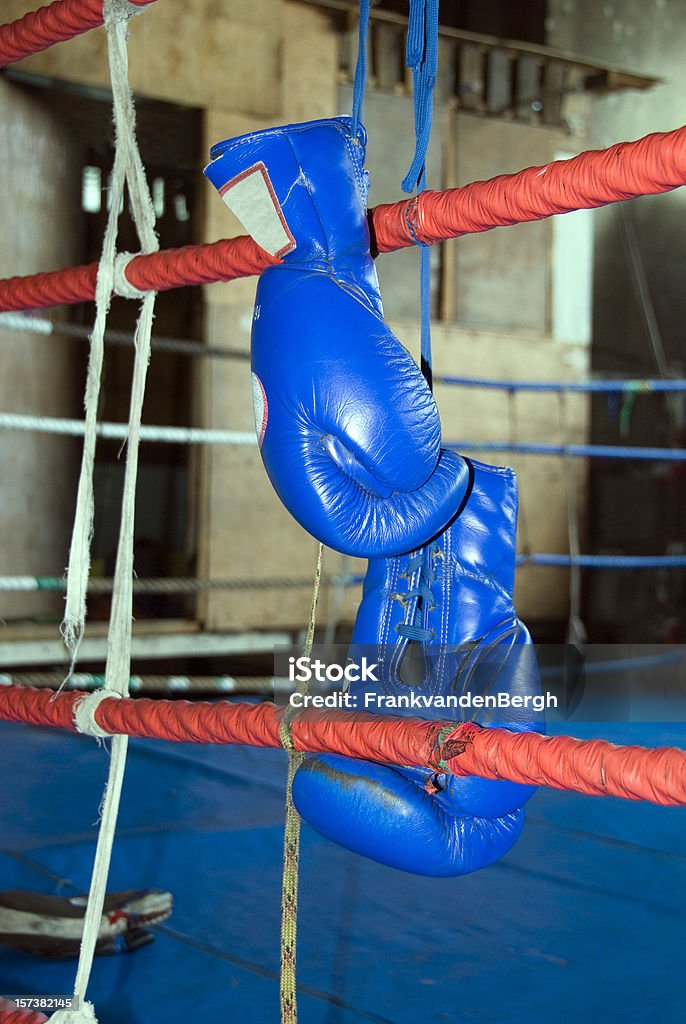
(205, 118, 469, 556)
(293, 461, 543, 875)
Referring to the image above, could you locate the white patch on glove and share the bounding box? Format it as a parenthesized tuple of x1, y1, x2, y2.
(219, 162, 296, 258)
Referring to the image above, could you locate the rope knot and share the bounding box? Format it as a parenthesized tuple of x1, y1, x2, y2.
(432, 721, 479, 770)
(113, 253, 147, 300)
(73, 689, 122, 738)
(404, 195, 429, 248)
(104, 0, 150, 26)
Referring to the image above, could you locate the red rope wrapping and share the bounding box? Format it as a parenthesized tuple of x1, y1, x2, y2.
(124, 237, 277, 292)
(0, 239, 276, 311)
(2, 686, 685, 806)
(0, 0, 153, 68)
(372, 125, 686, 251)
(2, 125, 686, 312)
(0, 1011, 48, 1024)
(0, 262, 99, 312)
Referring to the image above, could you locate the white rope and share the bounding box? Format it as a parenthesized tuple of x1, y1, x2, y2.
(0, 412, 256, 445)
(52, 2, 159, 1020)
(0, 573, 345, 592)
(60, 130, 122, 662)
(51, 1004, 99, 1024)
(0, 311, 248, 360)
(0, 312, 54, 334)
(111, 0, 151, 18)
(2, 671, 275, 693)
(0, 309, 247, 362)
(0, 576, 48, 591)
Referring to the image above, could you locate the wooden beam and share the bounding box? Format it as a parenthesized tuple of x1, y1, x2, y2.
(293, 0, 661, 93)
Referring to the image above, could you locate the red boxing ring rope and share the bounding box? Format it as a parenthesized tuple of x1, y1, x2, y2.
(372, 125, 686, 250)
(1, 685, 685, 806)
(0, 0, 154, 68)
(0, 237, 275, 312)
(0, 125, 685, 312)
(0, 1011, 48, 1024)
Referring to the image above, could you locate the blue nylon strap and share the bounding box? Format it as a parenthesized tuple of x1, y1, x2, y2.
(402, 0, 439, 194)
(351, 0, 371, 133)
(419, 185, 432, 389)
(401, 1, 439, 389)
(353, 1, 439, 387)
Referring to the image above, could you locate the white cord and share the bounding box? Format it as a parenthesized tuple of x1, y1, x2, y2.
(0, 412, 256, 445)
(52, 2, 160, 1019)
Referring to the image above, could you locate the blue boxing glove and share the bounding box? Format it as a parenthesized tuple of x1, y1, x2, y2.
(204, 118, 469, 557)
(292, 460, 543, 876)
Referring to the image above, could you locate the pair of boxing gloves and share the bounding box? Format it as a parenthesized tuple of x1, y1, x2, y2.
(205, 117, 542, 877)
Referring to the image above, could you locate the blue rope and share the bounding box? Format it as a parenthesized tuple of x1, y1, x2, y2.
(438, 375, 686, 393)
(418, 176, 432, 387)
(351, 0, 371, 133)
(448, 440, 686, 462)
(567, 650, 686, 676)
(342, 545, 686, 584)
(400, 2, 440, 389)
(402, 0, 439, 194)
(518, 554, 686, 568)
(394, 547, 438, 643)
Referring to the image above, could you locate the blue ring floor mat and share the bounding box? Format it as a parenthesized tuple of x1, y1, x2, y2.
(0, 717, 684, 1023)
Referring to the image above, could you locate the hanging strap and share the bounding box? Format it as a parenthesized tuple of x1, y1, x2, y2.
(402, 0, 440, 390)
(351, 0, 371, 134)
(418, 184, 433, 390)
(402, 0, 439, 195)
(279, 543, 324, 1024)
